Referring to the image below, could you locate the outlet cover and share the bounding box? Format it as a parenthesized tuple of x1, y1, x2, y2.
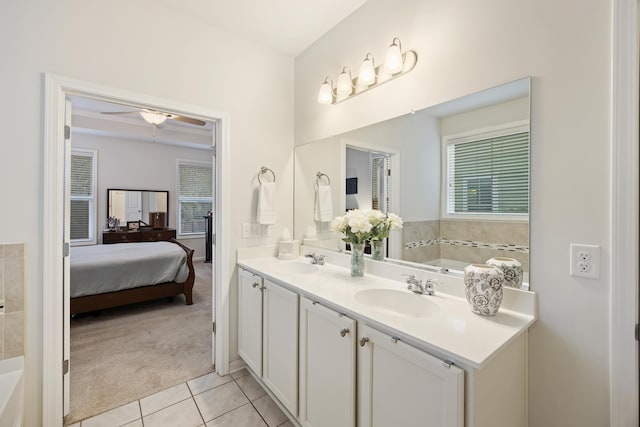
(570, 243, 600, 279)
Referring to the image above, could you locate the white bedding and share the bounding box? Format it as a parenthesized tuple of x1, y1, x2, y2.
(70, 241, 190, 298)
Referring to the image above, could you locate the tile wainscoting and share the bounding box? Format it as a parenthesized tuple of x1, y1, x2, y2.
(0, 243, 24, 360)
(402, 220, 529, 272)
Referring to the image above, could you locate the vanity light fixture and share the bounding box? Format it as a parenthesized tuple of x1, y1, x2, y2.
(317, 77, 334, 104)
(317, 37, 418, 105)
(358, 53, 376, 86)
(384, 37, 404, 74)
(139, 111, 168, 125)
(336, 67, 354, 96)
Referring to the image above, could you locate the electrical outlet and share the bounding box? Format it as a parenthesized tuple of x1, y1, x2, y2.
(570, 243, 600, 279)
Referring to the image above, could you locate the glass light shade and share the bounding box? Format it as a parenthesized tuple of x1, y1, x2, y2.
(358, 55, 376, 86)
(139, 111, 168, 125)
(336, 69, 353, 96)
(384, 40, 403, 74)
(317, 79, 334, 104)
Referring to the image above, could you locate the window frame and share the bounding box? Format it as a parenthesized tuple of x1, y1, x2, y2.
(441, 120, 529, 221)
(176, 159, 213, 238)
(69, 148, 98, 245)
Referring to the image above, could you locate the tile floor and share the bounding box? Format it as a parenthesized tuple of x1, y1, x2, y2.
(67, 368, 294, 427)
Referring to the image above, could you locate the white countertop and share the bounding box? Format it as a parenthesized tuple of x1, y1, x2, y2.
(238, 254, 536, 369)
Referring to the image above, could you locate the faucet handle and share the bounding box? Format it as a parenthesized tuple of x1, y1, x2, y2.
(424, 278, 440, 295)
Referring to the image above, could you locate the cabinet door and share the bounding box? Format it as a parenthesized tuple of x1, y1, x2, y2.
(299, 298, 356, 427)
(358, 325, 464, 427)
(238, 269, 263, 376)
(263, 279, 299, 416)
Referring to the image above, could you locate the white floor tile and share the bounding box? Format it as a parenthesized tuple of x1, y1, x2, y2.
(65, 423, 80, 427)
(122, 419, 144, 427)
(194, 381, 250, 422)
(140, 383, 191, 416)
(188, 371, 234, 395)
(230, 368, 249, 379)
(235, 373, 266, 401)
(206, 403, 267, 427)
(278, 421, 294, 427)
(252, 395, 288, 427)
(80, 401, 141, 427)
(143, 398, 204, 427)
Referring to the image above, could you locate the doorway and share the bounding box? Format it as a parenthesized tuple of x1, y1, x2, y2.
(42, 74, 231, 427)
(64, 94, 216, 423)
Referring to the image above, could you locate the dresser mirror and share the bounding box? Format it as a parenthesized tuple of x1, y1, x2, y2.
(107, 189, 169, 228)
(295, 78, 530, 288)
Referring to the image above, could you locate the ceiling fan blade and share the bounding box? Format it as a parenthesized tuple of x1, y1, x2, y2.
(101, 111, 139, 115)
(171, 115, 206, 126)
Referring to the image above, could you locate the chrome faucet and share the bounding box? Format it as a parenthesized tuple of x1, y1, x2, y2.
(403, 274, 438, 296)
(305, 252, 326, 265)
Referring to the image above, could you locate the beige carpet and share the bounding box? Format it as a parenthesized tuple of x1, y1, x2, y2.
(65, 261, 214, 425)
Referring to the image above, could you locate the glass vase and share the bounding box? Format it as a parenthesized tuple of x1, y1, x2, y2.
(350, 242, 365, 277)
(371, 240, 384, 261)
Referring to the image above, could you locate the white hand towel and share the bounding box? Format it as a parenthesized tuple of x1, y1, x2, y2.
(257, 182, 277, 225)
(314, 184, 333, 222)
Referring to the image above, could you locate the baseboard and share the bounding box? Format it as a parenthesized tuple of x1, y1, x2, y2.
(229, 358, 246, 374)
(193, 256, 206, 262)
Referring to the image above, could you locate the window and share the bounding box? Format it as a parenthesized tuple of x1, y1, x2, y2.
(445, 124, 529, 217)
(178, 161, 213, 235)
(70, 149, 97, 243)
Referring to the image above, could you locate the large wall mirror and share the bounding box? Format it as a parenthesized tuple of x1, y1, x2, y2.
(294, 77, 530, 288)
(107, 189, 169, 228)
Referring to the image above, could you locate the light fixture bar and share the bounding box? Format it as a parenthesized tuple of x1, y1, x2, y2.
(317, 38, 418, 105)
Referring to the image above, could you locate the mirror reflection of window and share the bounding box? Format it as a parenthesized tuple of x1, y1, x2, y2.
(445, 126, 530, 217)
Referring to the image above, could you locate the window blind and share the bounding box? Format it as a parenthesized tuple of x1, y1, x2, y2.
(447, 131, 529, 215)
(178, 162, 213, 234)
(70, 152, 96, 241)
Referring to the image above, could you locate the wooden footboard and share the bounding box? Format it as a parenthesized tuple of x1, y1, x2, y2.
(70, 239, 196, 315)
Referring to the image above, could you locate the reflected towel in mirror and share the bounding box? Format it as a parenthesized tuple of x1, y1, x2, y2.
(314, 184, 333, 222)
(257, 182, 277, 224)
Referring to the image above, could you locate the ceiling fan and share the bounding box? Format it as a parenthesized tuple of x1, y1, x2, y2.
(101, 109, 206, 127)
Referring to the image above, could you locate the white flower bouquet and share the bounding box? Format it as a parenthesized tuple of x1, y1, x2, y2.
(330, 209, 403, 245)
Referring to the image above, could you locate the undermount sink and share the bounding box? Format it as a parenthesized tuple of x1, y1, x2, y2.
(274, 261, 320, 275)
(354, 288, 441, 318)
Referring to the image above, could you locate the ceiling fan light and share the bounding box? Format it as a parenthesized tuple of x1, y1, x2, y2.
(139, 111, 168, 125)
(358, 54, 376, 86)
(336, 67, 353, 96)
(384, 38, 404, 74)
(317, 77, 334, 104)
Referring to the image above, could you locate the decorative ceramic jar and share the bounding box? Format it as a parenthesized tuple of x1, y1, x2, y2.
(350, 242, 365, 277)
(463, 264, 504, 316)
(370, 240, 384, 261)
(486, 257, 523, 288)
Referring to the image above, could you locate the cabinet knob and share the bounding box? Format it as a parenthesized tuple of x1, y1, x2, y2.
(340, 328, 350, 337)
(252, 283, 260, 288)
(359, 337, 369, 347)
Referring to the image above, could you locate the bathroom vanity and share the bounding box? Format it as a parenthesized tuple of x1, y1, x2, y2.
(237, 246, 536, 427)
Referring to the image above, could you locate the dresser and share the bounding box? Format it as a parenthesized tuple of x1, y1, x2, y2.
(102, 228, 177, 244)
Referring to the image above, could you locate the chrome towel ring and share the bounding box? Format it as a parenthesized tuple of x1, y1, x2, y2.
(258, 166, 276, 184)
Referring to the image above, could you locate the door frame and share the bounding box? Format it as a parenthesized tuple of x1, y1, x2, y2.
(42, 73, 231, 426)
(610, 0, 639, 425)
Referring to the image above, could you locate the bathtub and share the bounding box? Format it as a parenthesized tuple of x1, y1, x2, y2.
(0, 356, 24, 427)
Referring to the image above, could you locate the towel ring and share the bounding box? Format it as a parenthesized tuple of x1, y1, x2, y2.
(258, 166, 276, 184)
(316, 172, 330, 188)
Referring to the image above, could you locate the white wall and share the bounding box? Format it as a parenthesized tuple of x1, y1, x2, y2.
(71, 130, 211, 258)
(0, 0, 294, 424)
(295, 0, 611, 426)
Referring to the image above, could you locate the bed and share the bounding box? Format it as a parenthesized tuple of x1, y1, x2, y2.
(69, 239, 195, 315)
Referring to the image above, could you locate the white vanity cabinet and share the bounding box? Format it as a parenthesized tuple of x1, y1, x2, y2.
(357, 324, 465, 427)
(238, 269, 263, 376)
(299, 297, 356, 427)
(238, 268, 299, 416)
